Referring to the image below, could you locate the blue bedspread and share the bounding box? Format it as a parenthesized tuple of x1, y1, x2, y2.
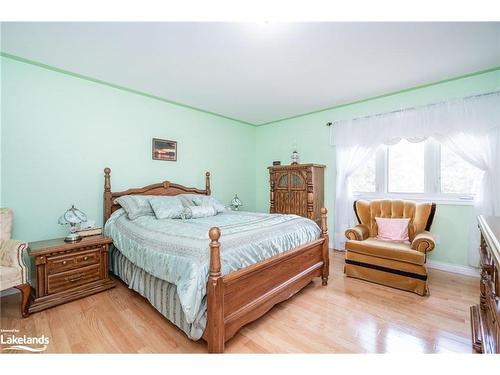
(104, 209, 320, 326)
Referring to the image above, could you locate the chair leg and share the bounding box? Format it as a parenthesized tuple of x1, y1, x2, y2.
(14, 283, 31, 318)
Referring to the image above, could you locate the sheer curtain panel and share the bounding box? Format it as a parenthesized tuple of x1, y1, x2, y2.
(330, 91, 500, 265)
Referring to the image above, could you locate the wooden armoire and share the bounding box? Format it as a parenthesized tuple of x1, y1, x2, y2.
(268, 164, 325, 225)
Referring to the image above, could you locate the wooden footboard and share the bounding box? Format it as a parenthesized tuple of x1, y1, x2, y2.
(204, 208, 329, 353)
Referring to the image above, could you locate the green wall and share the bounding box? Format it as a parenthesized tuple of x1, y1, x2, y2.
(2, 53, 498, 267)
(0, 56, 256, 241)
(254, 69, 500, 266)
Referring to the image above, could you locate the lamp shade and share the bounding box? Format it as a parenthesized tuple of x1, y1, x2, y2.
(231, 194, 243, 210)
(58, 205, 87, 242)
(58, 205, 87, 225)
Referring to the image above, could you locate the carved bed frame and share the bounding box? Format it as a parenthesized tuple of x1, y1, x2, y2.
(103, 167, 329, 353)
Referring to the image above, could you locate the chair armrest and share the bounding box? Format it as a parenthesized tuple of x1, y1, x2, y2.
(345, 224, 370, 241)
(0, 239, 29, 283)
(411, 231, 436, 253)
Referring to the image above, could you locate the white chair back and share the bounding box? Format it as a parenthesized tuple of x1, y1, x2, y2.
(0, 208, 13, 241)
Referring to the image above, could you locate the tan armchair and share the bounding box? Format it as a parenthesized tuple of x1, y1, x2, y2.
(344, 199, 436, 296)
(0, 208, 31, 316)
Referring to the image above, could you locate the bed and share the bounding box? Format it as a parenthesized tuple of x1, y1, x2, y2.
(102, 167, 329, 353)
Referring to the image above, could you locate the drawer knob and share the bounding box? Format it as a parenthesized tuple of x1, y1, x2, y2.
(83, 256, 89, 261)
(62, 260, 67, 265)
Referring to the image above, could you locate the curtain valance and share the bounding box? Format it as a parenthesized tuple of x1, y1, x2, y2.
(330, 91, 500, 148)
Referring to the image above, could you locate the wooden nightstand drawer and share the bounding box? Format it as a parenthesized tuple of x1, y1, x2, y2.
(47, 264, 101, 294)
(47, 248, 101, 274)
(76, 249, 101, 267)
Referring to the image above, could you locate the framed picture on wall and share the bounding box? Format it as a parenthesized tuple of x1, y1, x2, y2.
(152, 138, 177, 161)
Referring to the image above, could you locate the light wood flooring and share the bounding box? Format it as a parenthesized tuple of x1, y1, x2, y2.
(0, 251, 478, 353)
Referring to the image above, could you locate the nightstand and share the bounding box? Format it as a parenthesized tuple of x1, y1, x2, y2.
(28, 235, 115, 314)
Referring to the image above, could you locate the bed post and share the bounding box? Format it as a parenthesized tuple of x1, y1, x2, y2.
(207, 227, 224, 353)
(104, 167, 112, 224)
(205, 172, 211, 196)
(320, 208, 329, 286)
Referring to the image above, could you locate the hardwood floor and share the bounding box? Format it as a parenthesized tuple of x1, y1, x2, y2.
(0, 250, 478, 353)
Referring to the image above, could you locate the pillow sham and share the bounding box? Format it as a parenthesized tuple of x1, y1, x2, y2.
(375, 217, 410, 242)
(114, 195, 155, 220)
(191, 195, 226, 213)
(177, 194, 197, 207)
(149, 196, 185, 219)
(181, 206, 217, 220)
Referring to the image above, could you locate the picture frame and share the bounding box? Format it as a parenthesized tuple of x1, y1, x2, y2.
(152, 138, 177, 161)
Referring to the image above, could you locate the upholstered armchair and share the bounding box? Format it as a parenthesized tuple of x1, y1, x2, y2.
(0, 208, 31, 316)
(344, 199, 436, 296)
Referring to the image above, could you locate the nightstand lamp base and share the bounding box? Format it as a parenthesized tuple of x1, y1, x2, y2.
(64, 233, 82, 243)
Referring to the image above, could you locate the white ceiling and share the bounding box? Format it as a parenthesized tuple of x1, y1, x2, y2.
(1, 22, 499, 125)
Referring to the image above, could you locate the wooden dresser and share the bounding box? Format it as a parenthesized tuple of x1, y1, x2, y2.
(268, 163, 325, 225)
(28, 235, 115, 314)
(471, 215, 500, 353)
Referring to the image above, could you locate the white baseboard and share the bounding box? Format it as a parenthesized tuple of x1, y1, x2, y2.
(426, 260, 479, 278)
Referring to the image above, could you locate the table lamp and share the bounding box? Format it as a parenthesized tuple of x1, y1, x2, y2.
(58, 205, 87, 242)
(230, 194, 243, 211)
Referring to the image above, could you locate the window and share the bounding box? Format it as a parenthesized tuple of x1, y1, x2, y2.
(350, 153, 376, 193)
(440, 144, 483, 195)
(349, 138, 483, 203)
(388, 139, 424, 193)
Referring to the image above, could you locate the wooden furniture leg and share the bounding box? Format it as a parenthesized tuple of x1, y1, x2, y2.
(14, 283, 31, 318)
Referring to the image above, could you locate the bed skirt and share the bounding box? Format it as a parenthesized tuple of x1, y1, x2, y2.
(109, 245, 207, 340)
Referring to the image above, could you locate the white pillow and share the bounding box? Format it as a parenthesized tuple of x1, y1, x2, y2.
(181, 206, 217, 219)
(114, 195, 155, 220)
(191, 195, 226, 213)
(149, 196, 185, 219)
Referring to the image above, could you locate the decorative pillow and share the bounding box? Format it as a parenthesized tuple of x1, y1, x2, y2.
(149, 196, 185, 219)
(191, 195, 226, 213)
(114, 195, 155, 220)
(180, 206, 217, 220)
(177, 194, 197, 207)
(375, 217, 410, 242)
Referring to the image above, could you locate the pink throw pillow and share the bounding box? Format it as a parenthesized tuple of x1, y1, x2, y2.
(375, 217, 410, 242)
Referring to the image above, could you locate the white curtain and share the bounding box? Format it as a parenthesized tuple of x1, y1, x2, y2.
(334, 143, 380, 249)
(330, 92, 500, 265)
(434, 127, 500, 265)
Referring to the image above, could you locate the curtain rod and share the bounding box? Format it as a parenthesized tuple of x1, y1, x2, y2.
(325, 90, 500, 126)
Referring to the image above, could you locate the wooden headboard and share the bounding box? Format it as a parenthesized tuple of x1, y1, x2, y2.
(103, 167, 211, 223)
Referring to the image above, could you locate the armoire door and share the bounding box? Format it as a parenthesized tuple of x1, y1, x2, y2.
(289, 170, 308, 217)
(274, 171, 290, 214)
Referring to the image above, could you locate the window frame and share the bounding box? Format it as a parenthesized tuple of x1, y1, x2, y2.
(351, 139, 478, 206)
